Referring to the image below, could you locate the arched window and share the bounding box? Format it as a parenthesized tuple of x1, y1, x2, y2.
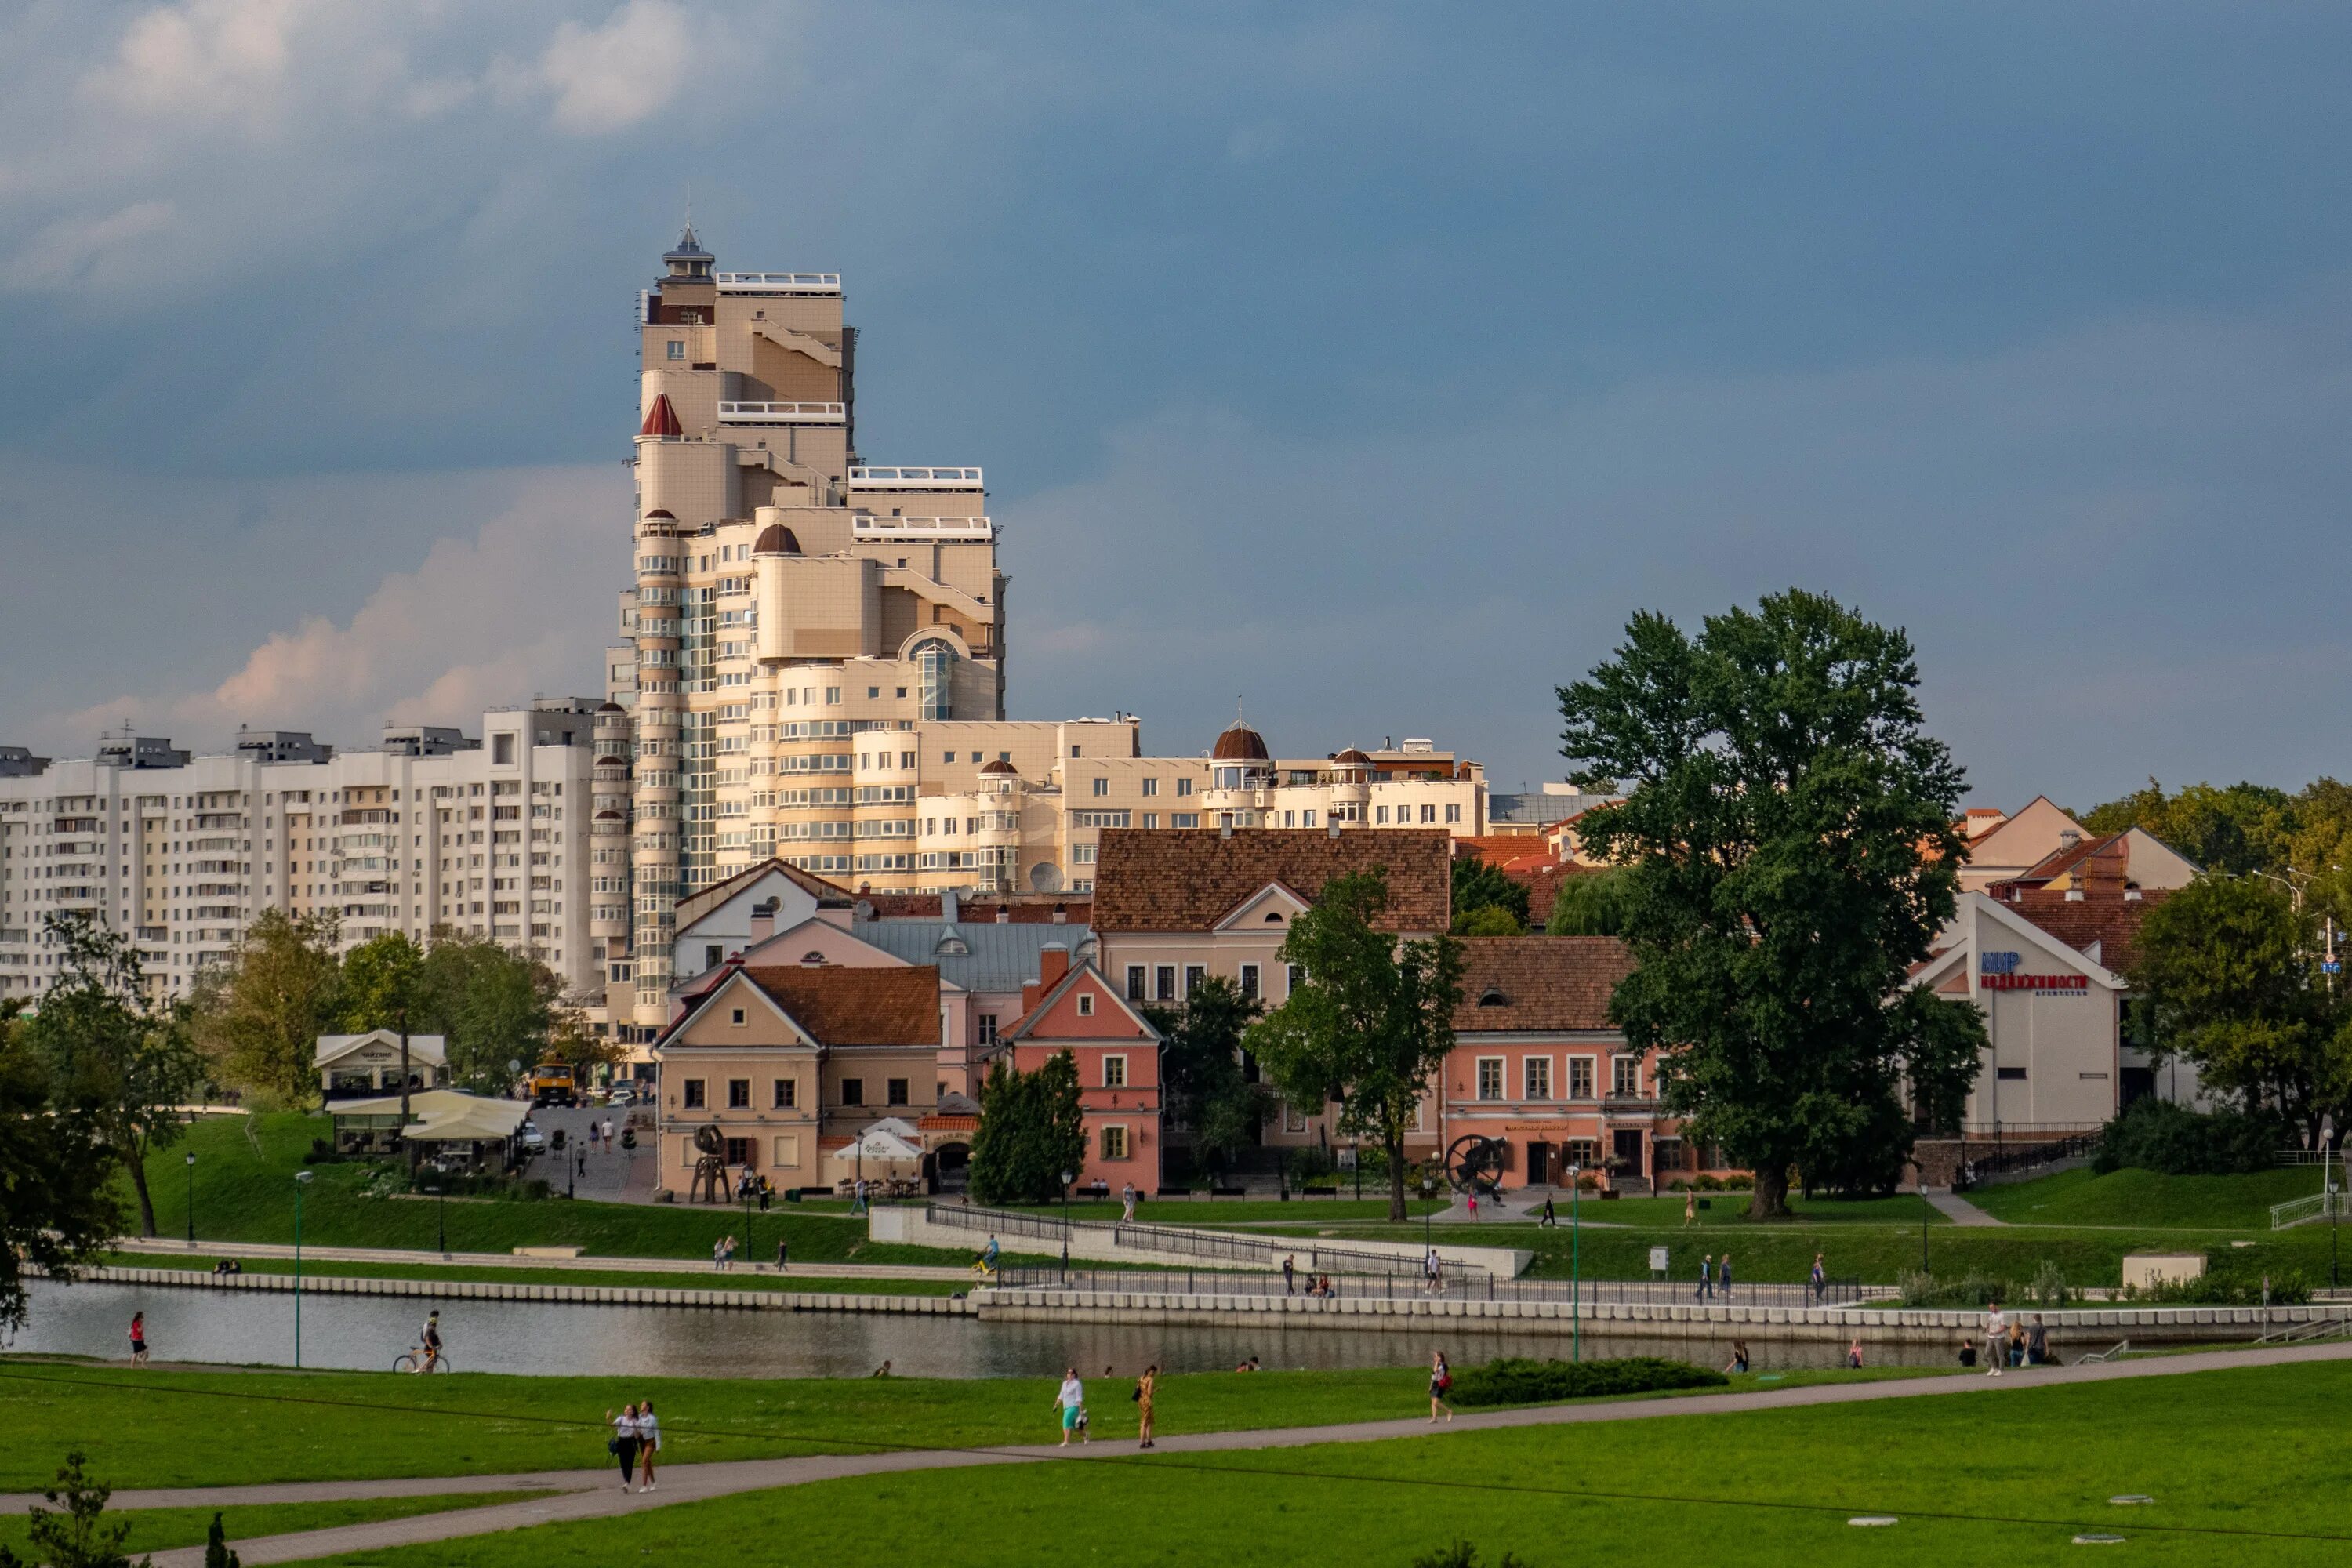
(911, 638, 957, 721)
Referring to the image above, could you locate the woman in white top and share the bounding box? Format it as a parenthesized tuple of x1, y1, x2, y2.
(1053, 1369, 1087, 1446)
(1983, 1305, 2006, 1377)
(635, 1399, 661, 1490)
(608, 1403, 641, 1490)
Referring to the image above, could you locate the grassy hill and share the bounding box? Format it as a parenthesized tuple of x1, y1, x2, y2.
(1968, 1164, 2322, 1229)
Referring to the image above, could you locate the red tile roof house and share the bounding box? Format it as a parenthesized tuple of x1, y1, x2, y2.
(1001, 942, 1166, 1193)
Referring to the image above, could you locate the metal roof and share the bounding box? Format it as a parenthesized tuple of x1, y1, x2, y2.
(851, 917, 1094, 995)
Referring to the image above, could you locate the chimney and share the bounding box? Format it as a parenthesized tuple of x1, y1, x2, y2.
(1039, 942, 1070, 989)
(996, 902, 1011, 924)
(2065, 888, 2085, 902)
(1221, 818, 1233, 839)
(1051, 902, 1068, 924)
(1327, 818, 1341, 840)
(2125, 887, 2143, 902)
(941, 889, 960, 925)
(2059, 829, 2082, 851)
(749, 898, 776, 944)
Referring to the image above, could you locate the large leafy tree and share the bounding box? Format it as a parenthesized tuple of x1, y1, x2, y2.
(1245, 869, 1465, 1221)
(419, 930, 560, 1092)
(2130, 874, 2350, 1144)
(0, 1004, 122, 1331)
(339, 931, 428, 1125)
(1143, 975, 1265, 1184)
(1546, 866, 1632, 935)
(2080, 779, 2294, 879)
(25, 914, 204, 1238)
(190, 907, 342, 1109)
(1559, 590, 1985, 1217)
(1449, 858, 1530, 935)
(968, 1050, 1087, 1205)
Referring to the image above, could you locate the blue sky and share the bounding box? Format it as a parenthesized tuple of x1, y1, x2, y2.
(2, 1, 2348, 809)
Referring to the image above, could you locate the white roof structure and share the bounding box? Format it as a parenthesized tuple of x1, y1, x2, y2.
(316, 1030, 448, 1070)
(330, 1087, 529, 1144)
(825, 1127, 924, 1169)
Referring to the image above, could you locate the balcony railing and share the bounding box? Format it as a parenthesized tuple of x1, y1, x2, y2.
(717, 401, 844, 423)
(853, 515, 996, 540)
(848, 466, 984, 488)
(714, 271, 841, 293)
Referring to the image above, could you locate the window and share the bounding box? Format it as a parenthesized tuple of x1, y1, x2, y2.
(1142, 813, 1158, 829)
(840, 1077, 864, 1106)
(1077, 993, 1095, 1017)
(772, 1078, 797, 1109)
(772, 1134, 800, 1167)
(1524, 1057, 1552, 1100)
(1421, 804, 1437, 823)
(1102, 1124, 1130, 1160)
(706, 944, 724, 971)
(978, 1014, 1000, 1046)
(1613, 1056, 1641, 1096)
(727, 1078, 751, 1109)
(1996, 1065, 2027, 1080)
(1103, 1054, 1127, 1087)
(1142, 778, 1159, 797)
(867, 686, 880, 699)
(887, 1078, 909, 1106)
(682, 1078, 707, 1109)
(730, 1007, 746, 1026)
(1176, 779, 1194, 797)
(1445, 803, 1462, 824)
(1569, 1057, 1595, 1098)
(1301, 809, 1316, 828)
(1127, 965, 1146, 1000)
(1287, 964, 1302, 996)
(1092, 776, 1109, 797)
(1172, 813, 1199, 829)
(666, 339, 685, 361)
(1155, 965, 1176, 1001)
(1184, 964, 1205, 996)
(492, 733, 517, 766)
(1476, 1058, 1504, 1101)
(724, 1137, 753, 1167)
(1375, 805, 1388, 824)
(1240, 963, 1260, 999)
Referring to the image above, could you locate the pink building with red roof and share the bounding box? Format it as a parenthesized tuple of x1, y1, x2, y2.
(1003, 944, 1165, 1192)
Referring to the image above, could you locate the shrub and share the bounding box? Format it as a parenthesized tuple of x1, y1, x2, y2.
(1574, 1173, 1599, 1192)
(1450, 1356, 1725, 1407)
(1721, 1174, 1754, 1191)
(1410, 1545, 1526, 1568)
(2093, 1097, 2284, 1176)
(301, 1138, 346, 1165)
(2029, 1259, 2072, 1308)
(1692, 1174, 1723, 1192)
(1896, 1269, 2012, 1308)
(2122, 1262, 2312, 1306)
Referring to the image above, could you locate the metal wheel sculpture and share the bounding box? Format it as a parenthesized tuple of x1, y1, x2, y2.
(688, 1121, 728, 1203)
(1445, 1134, 1508, 1193)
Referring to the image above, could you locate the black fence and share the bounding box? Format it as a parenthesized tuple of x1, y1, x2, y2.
(991, 1264, 1871, 1308)
(1956, 1131, 2100, 1186)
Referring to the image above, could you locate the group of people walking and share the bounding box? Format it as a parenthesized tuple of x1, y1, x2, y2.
(607, 1400, 663, 1490)
(1693, 1252, 1737, 1300)
(1051, 1364, 1162, 1448)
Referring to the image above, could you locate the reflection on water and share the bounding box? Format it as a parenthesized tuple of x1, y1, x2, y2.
(12, 1280, 1951, 1378)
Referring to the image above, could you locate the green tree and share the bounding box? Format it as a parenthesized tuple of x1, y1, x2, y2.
(1545, 866, 1632, 935)
(1143, 975, 1265, 1183)
(968, 1050, 1087, 1205)
(1245, 869, 1465, 1221)
(2130, 874, 2349, 1144)
(0, 1008, 122, 1332)
(2080, 779, 2294, 878)
(544, 1002, 626, 1084)
(1558, 590, 1987, 1217)
(1449, 858, 1530, 935)
(339, 931, 427, 1126)
(418, 931, 558, 1093)
(189, 908, 341, 1110)
(0, 1450, 147, 1568)
(25, 915, 203, 1238)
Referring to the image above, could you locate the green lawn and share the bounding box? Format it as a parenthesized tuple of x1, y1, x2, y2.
(0, 1360, 1937, 1494)
(96, 1251, 972, 1297)
(291, 1359, 2352, 1568)
(133, 1115, 961, 1266)
(0, 1492, 548, 1563)
(1969, 1165, 2322, 1229)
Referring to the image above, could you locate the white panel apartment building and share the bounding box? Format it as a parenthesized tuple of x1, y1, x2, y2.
(0, 702, 602, 1004)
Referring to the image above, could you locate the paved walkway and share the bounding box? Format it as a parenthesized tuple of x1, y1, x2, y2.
(112, 1236, 972, 1282)
(1924, 1189, 2006, 1227)
(51, 1339, 2345, 1566)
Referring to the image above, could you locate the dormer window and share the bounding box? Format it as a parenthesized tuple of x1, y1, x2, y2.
(801, 950, 826, 965)
(1479, 989, 1508, 1007)
(1265, 912, 1283, 923)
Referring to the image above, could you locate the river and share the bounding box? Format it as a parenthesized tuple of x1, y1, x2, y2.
(12, 1280, 1952, 1377)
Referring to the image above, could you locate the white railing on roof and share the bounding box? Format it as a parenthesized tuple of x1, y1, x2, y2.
(853, 516, 996, 541)
(717, 401, 846, 423)
(715, 272, 842, 292)
(848, 466, 984, 488)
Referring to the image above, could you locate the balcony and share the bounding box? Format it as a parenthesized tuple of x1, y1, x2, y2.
(848, 466, 982, 488)
(852, 514, 996, 542)
(714, 271, 841, 293)
(717, 401, 845, 424)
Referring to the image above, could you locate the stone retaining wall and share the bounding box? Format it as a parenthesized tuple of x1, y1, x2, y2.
(873, 1206, 1530, 1278)
(41, 1265, 974, 1317)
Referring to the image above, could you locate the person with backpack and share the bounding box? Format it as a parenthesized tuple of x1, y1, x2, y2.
(1428, 1350, 1455, 1422)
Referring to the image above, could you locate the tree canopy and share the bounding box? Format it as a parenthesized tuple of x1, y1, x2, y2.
(1545, 866, 1632, 936)
(1143, 975, 1264, 1182)
(1558, 590, 1985, 1215)
(968, 1050, 1088, 1205)
(190, 907, 342, 1110)
(1244, 869, 1464, 1220)
(0, 1007, 122, 1332)
(1449, 858, 1529, 935)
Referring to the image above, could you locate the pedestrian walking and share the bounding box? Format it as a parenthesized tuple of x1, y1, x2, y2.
(1684, 1189, 1697, 1227)
(587, 1120, 601, 1153)
(758, 1176, 772, 1213)
(603, 1116, 616, 1150)
(1428, 1350, 1454, 1422)
(636, 1399, 660, 1491)
(1424, 1247, 1443, 1294)
(1809, 1254, 1826, 1305)
(851, 1178, 869, 1215)
(128, 1312, 148, 1367)
(1282, 1254, 1297, 1295)
(2007, 1318, 2026, 1368)
(775, 1236, 789, 1270)
(1696, 1253, 1715, 1302)
(1719, 1253, 1734, 1300)
(2027, 1316, 2050, 1367)
(1053, 1367, 1088, 1446)
(608, 1403, 641, 1490)
(1121, 1182, 1138, 1224)
(1466, 1190, 1479, 1221)
(1541, 1196, 1557, 1228)
(1983, 1304, 2006, 1377)
(1134, 1363, 1159, 1448)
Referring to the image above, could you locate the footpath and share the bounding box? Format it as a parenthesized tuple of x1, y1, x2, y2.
(26, 1339, 2346, 1567)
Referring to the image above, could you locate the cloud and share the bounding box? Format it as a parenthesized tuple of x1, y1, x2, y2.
(34, 463, 626, 753)
(3, 200, 174, 289)
(86, 0, 312, 125)
(536, 0, 692, 133)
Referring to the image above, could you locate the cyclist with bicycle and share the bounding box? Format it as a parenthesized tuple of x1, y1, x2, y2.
(416, 1310, 444, 1374)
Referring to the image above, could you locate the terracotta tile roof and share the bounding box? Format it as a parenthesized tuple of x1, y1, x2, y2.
(2001, 890, 2169, 975)
(741, 963, 941, 1046)
(2009, 832, 2125, 886)
(1091, 828, 1453, 933)
(1504, 862, 1605, 924)
(1454, 936, 1635, 1032)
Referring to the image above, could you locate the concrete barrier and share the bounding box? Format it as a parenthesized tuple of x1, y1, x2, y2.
(36, 1265, 975, 1318)
(873, 1204, 1531, 1277)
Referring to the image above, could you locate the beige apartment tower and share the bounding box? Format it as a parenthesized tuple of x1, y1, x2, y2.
(621, 228, 1007, 1028)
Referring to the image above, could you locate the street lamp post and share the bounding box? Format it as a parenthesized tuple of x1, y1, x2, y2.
(1419, 1170, 1436, 1257)
(1920, 1166, 1931, 1275)
(184, 1152, 197, 1247)
(293, 1171, 314, 1369)
(742, 1187, 757, 1275)
(1060, 1170, 1074, 1280)
(2325, 1116, 2339, 1290)
(1566, 1163, 1582, 1364)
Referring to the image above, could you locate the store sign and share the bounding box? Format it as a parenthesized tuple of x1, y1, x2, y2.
(1979, 951, 2089, 993)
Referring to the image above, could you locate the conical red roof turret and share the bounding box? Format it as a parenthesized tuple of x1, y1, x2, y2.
(638, 394, 682, 438)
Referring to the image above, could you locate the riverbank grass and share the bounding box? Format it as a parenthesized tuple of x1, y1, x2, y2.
(0, 1492, 550, 1563)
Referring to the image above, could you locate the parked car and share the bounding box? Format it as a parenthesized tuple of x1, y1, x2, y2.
(606, 1083, 638, 1107)
(519, 1123, 546, 1153)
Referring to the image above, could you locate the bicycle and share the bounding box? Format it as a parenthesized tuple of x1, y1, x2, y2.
(392, 1345, 452, 1374)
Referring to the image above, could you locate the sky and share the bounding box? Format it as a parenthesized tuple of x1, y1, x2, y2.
(2, 1, 2348, 811)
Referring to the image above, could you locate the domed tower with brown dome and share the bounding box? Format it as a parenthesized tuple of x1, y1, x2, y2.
(1202, 717, 1277, 828)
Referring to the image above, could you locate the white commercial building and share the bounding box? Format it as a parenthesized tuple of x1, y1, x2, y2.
(0, 702, 603, 1003)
